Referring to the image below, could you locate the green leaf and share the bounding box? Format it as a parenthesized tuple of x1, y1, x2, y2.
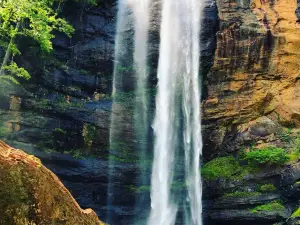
(3, 62, 31, 81)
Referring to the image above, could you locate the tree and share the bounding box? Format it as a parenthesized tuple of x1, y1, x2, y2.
(0, 0, 75, 84)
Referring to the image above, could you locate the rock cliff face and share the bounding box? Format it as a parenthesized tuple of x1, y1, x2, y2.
(202, 0, 300, 224)
(0, 141, 104, 225)
(0, 0, 300, 224)
(203, 0, 300, 157)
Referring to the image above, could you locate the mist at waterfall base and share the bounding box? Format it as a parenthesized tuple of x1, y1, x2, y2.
(107, 0, 204, 225)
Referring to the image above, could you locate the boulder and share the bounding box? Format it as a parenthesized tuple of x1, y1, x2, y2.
(0, 140, 105, 225)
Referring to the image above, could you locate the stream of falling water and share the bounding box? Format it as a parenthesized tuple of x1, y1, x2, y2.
(110, 0, 203, 224)
(148, 0, 204, 225)
(108, 0, 151, 223)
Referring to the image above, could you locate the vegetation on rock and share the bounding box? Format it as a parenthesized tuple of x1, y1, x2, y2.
(289, 137, 300, 161)
(251, 202, 285, 213)
(291, 207, 300, 218)
(201, 156, 245, 181)
(202, 145, 291, 181)
(0, 140, 105, 225)
(223, 191, 261, 198)
(243, 147, 289, 166)
(128, 181, 186, 193)
(259, 184, 277, 192)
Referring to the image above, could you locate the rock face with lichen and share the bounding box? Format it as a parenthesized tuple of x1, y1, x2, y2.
(203, 0, 300, 158)
(201, 0, 300, 224)
(0, 140, 105, 225)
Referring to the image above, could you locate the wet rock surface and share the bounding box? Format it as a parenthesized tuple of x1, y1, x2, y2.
(0, 141, 104, 225)
(0, 0, 300, 224)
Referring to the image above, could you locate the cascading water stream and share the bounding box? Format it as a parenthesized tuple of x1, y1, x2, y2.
(110, 0, 203, 224)
(182, 1, 203, 224)
(108, 0, 151, 223)
(131, 0, 151, 215)
(148, 0, 180, 224)
(148, 0, 204, 225)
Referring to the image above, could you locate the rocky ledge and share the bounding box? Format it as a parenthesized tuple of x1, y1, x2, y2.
(0, 140, 105, 225)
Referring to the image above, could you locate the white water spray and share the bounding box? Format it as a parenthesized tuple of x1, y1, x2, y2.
(133, 0, 151, 123)
(182, 1, 203, 224)
(148, 0, 204, 225)
(109, 0, 151, 223)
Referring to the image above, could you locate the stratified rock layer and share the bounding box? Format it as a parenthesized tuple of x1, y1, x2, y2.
(0, 140, 105, 225)
(203, 0, 300, 158)
(0, 0, 300, 224)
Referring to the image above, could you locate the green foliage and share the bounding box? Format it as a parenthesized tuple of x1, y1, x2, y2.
(0, 126, 11, 137)
(80, 69, 90, 75)
(113, 88, 157, 108)
(1, 62, 31, 84)
(277, 128, 294, 144)
(109, 140, 139, 162)
(53, 127, 66, 134)
(260, 184, 277, 192)
(35, 96, 86, 112)
(289, 137, 300, 161)
(223, 191, 261, 198)
(274, 128, 300, 161)
(171, 181, 187, 191)
(128, 185, 151, 193)
(201, 156, 245, 181)
(113, 91, 136, 108)
(65, 149, 85, 159)
(243, 147, 289, 166)
(0, 0, 75, 84)
(128, 181, 186, 193)
(291, 207, 300, 218)
(73, 0, 98, 5)
(293, 137, 300, 152)
(83, 123, 98, 147)
(251, 202, 285, 213)
(116, 64, 135, 73)
(0, 0, 74, 52)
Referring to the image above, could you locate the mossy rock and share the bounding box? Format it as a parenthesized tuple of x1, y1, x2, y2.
(0, 141, 105, 225)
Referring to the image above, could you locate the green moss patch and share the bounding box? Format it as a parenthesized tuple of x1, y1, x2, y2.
(223, 191, 261, 199)
(201, 156, 246, 181)
(251, 202, 285, 213)
(0, 145, 102, 225)
(259, 184, 277, 192)
(289, 137, 300, 161)
(243, 147, 289, 166)
(128, 185, 151, 193)
(128, 181, 187, 193)
(291, 207, 300, 218)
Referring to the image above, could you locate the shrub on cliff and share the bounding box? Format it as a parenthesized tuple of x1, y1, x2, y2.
(290, 137, 300, 161)
(243, 147, 289, 166)
(251, 201, 285, 213)
(223, 191, 261, 199)
(259, 184, 277, 192)
(201, 156, 244, 181)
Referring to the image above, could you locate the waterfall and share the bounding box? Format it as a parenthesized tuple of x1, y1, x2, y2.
(108, 0, 151, 223)
(110, 0, 204, 224)
(148, 0, 204, 225)
(132, 0, 152, 222)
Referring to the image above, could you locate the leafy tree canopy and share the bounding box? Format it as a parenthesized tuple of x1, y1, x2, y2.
(0, 0, 78, 84)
